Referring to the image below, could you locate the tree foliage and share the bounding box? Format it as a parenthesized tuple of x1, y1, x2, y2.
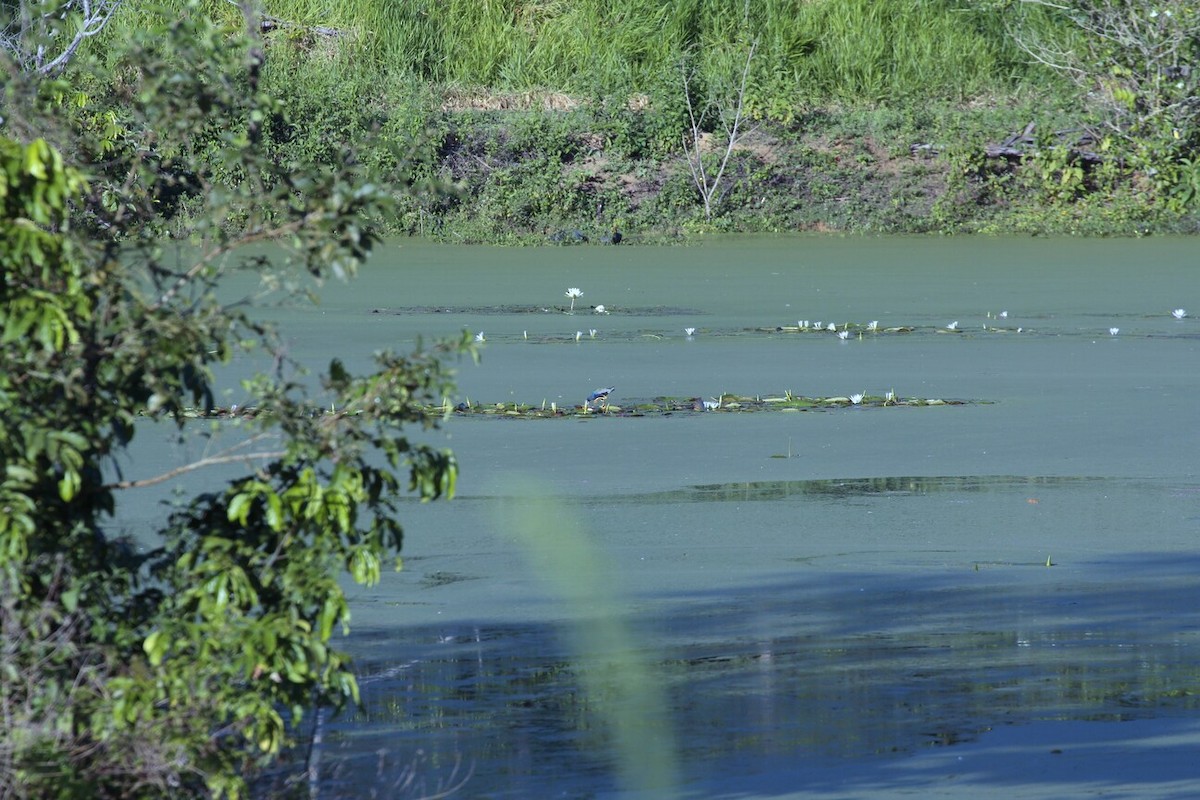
(1004, 0, 1200, 209)
(1, 3, 469, 797)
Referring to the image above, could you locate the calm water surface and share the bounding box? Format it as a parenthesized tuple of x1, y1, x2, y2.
(153, 237, 1200, 798)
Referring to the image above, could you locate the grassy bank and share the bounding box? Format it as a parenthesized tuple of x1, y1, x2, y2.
(248, 79, 1190, 242)
(80, 1, 1200, 240)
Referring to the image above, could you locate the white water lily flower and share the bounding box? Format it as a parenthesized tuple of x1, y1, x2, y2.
(575, 330, 582, 342)
(589, 329, 597, 338)
(685, 327, 696, 336)
(594, 304, 608, 314)
(1000, 311, 1008, 319)
(867, 320, 879, 331)
(947, 321, 958, 330)
(474, 331, 485, 342)
(885, 389, 895, 403)
(837, 330, 849, 340)
(703, 399, 720, 411)
(850, 393, 864, 405)
(826, 323, 837, 331)
(565, 287, 583, 312)
(1172, 308, 1187, 319)
(1109, 327, 1119, 335)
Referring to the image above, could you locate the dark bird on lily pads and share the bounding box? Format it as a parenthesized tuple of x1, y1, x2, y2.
(586, 386, 614, 409)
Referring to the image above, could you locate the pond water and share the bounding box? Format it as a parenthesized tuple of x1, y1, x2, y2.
(141, 236, 1200, 798)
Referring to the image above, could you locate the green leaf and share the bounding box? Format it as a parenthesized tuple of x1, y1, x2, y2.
(57, 470, 81, 502)
(143, 630, 168, 666)
(265, 493, 284, 531)
(61, 587, 80, 613)
(228, 492, 251, 525)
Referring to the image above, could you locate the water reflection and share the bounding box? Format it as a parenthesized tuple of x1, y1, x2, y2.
(295, 551, 1200, 798)
(634, 475, 1105, 505)
(460, 474, 1164, 508)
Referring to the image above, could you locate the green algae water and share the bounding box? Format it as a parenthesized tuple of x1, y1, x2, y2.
(123, 236, 1200, 798)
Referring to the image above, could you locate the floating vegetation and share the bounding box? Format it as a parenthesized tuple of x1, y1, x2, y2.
(768, 321, 916, 335)
(160, 391, 983, 422)
(369, 304, 704, 317)
(437, 393, 983, 420)
(768, 321, 1034, 336)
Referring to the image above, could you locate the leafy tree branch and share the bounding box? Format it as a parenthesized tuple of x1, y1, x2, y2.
(1, 3, 471, 797)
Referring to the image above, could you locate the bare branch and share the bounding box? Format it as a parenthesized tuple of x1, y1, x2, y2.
(105, 433, 285, 490)
(681, 38, 758, 221)
(1, 0, 124, 76)
(707, 38, 758, 209)
(1008, 0, 1200, 140)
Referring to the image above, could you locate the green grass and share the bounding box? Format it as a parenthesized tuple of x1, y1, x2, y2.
(112, 0, 1069, 119)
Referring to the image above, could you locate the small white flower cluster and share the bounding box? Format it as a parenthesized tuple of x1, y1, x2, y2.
(794, 320, 879, 335)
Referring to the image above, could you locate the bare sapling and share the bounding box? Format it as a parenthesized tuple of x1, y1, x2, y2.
(681, 37, 758, 221)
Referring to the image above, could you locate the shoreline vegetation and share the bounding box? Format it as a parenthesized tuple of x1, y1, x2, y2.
(233, 0, 1200, 242)
(15, 0, 1200, 244)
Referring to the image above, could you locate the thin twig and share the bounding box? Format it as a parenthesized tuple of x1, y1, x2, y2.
(105, 449, 286, 490)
